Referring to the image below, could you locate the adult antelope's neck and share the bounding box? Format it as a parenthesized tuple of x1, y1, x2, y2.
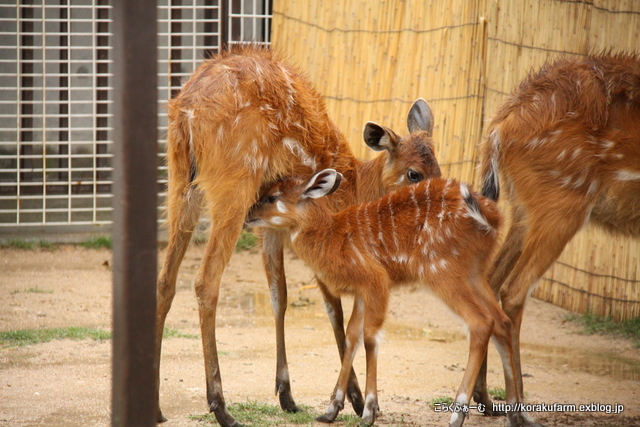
(355, 153, 389, 203)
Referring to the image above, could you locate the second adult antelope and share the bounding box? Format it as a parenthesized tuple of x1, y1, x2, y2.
(474, 52, 640, 422)
(155, 46, 442, 426)
(247, 170, 539, 427)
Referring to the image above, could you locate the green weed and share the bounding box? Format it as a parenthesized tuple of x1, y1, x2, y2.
(428, 395, 455, 411)
(80, 236, 112, 249)
(11, 286, 53, 295)
(235, 230, 258, 251)
(567, 313, 640, 346)
(190, 401, 364, 426)
(0, 239, 57, 250)
(488, 386, 506, 401)
(163, 327, 198, 339)
(0, 327, 111, 348)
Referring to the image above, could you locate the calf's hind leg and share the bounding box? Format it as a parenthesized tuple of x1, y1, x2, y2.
(318, 281, 365, 416)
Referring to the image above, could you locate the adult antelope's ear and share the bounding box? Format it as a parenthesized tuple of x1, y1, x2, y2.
(301, 169, 343, 199)
(407, 98, 434, 135)
(363, 122, 399, 152)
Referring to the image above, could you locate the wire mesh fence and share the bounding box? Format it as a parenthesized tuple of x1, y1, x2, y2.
(0, 0, 272, 229)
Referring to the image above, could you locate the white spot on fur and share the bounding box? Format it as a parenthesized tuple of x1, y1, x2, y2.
(616, 169, 640, 181)
(600, 139, 615, 149)
(282, 137, 317, 169)
(571, 148, 582, 159)
(456, 393, 468, 405)
(587, 180, 598, 196)
(526, 137, 546, 148)
(270, 216, 284, 225)
(560, 175, 573, 187)
(276, 200, 287, 213)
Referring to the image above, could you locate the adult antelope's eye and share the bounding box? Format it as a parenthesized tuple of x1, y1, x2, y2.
(266, 195, 278, 204)
(406, 169, 423, 183)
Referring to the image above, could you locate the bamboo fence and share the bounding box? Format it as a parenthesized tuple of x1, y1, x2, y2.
(271, 0, 640, 320)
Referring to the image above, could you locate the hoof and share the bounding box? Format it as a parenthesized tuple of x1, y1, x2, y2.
(277, 383, 301, 413)
(209, 402, 241, 427)
(472, 390, 505, 417)
(317, 399, 343, 424)
(156, 410, 168, 423)
(508, 411, 547, 427)
(360, 406, 378, 426)
(448, 410, 467, 427)
(359, 417, 375, 427)
(348, 388, 365, 417)
(316, 414, 336, 424)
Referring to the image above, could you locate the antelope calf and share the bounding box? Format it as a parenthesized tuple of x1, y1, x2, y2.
(247, 170, 538, 427)
(156, 45, 442, 426)
(474, 52, 640, 420)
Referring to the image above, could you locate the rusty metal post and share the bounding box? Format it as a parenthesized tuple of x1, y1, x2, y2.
(111, 1, 158, 426)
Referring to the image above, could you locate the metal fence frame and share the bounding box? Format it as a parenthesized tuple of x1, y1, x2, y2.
(0, 0, 271, 238)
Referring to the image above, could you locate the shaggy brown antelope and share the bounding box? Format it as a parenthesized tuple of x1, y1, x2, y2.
(155, 46, 442, 426)
(474, 52, 640, 418)
(246, 170, 538, 427)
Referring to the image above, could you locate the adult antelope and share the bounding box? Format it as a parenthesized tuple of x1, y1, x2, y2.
(155, 46, 441, 426)
(473, 52, 640, 420)
(246, 169, 538, 427)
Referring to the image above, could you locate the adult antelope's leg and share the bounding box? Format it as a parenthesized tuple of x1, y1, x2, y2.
(500, 204, 586, 401)
(261, 228, 300, 413)
(473, 207, 526, 415)
(156, 165, 202, 421)
(317, 281, 365, 416)
(473, 276, 545, 427)
(195, 183, 259, 427)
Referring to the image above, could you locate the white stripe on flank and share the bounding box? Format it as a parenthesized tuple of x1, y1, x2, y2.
(437, 179, 452, 228)
(410, 185, 421, 245)
(422, 179, 432, 232)
(387, 195, 399, 253)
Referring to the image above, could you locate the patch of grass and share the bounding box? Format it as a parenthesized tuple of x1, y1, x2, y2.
(0, 239, 57, 250)
(0, 327, 111, 348)
(163, 327, 198, 339)
(488, 386, 506, 401)
(235, 230, 258, 251)
(11, 286, 53, 295)
(36, 240, 57, 251)
(190, 401, 317, 426)
(567, 313, 640, 346)
(80, 236, 112, 249)
(1, 239, 35, 250)
(429, 395, 455, 410)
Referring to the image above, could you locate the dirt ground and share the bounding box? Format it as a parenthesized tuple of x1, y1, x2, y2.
(1, 244, 639, 427)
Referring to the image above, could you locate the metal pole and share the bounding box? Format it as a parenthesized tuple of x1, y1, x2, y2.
(111, 1, 158, 426)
